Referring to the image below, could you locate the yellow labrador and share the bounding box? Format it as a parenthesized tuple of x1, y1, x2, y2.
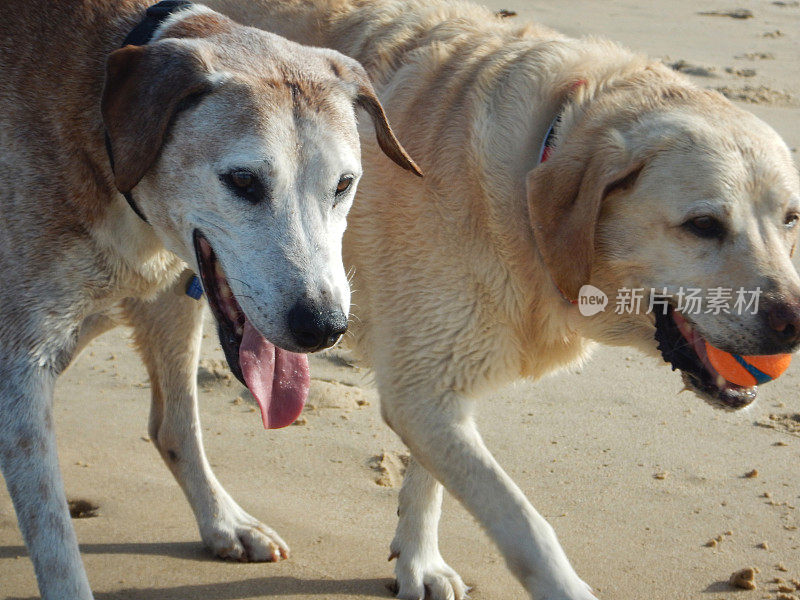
(211, 0, 800, 598)
(0, 1, 418, 598)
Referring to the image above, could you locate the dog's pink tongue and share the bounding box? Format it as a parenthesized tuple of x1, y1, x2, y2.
(239, 319, 310, 429)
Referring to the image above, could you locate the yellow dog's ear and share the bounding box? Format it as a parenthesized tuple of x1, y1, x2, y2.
(102, 41, 213, 193)
(526, 128, 643, 300)
(331, 56, 423, 177)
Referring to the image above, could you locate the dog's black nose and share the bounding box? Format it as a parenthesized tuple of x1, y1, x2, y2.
(288, 301, 348, 351)
(766, 301, 800, 349)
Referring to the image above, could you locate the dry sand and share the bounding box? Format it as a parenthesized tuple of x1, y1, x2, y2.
(2, 1, 800, 599)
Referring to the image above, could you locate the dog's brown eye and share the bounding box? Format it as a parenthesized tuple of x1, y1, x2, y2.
(785, 212, 799, 228)
(684, 216, 725, 240)
(220, 170, 263, 203)
(335, 176, 353, 196)
(230, 171, 253, 189)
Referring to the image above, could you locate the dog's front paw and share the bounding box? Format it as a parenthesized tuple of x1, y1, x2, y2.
(201, 505, 289, 563)
(391, 544, 468, 600)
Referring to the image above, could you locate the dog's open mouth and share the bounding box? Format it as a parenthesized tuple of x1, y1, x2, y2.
(193, 230, 310, 428)
(654, 304, 757, 410)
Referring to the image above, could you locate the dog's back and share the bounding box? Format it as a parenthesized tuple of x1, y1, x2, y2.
(0, 1, 145, 273)
(0, 0, 140, 143)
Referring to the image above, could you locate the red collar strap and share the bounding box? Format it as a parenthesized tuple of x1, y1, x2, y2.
(556, 284, 579, 305)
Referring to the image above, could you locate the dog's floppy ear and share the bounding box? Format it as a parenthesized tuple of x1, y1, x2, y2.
(356, 82, 423, 177)
(102, 42, 213, 193)
(526, 129, 643, 300)
(333, 58, 422, 177)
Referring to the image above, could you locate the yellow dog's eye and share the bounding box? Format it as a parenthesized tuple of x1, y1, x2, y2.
(335, 175, 353, 196)
(692, 216, 714, 230)
(684, 215, 725, 240)
(785, 212, 799, 228)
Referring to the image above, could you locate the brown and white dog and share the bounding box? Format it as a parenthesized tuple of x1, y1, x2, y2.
(0, 1, 418, 598)
(208, 0, 800, 598)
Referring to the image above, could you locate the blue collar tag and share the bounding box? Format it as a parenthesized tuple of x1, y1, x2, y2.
(185, 274, 204, 300)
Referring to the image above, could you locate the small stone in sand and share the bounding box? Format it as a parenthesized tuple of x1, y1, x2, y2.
(669, 59, 717, 77)
(725, 67, 757, 77)
(744, 468, 759, 478)
(68, 499, 99, 519)
(757, 541, 769, 549)
(654, 471, 669, 480)
(699, 8, 753, 18)
(729, 567, 757, 589)
(736, 52, 775, 60)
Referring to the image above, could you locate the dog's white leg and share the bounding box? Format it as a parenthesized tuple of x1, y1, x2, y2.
(0, 365, 94, 599)
(124, 278, 288, 562)
(382, 389, 596, 600)
(391, 457, 468, 600)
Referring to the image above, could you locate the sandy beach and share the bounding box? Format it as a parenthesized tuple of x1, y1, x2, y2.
(2, 1, 800, 599)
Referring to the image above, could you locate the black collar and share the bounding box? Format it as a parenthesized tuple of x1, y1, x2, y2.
(104, 0, 194, 223)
